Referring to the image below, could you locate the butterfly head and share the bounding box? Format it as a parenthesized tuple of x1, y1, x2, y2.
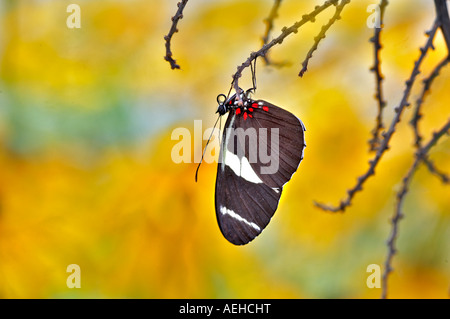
(216, 94, 229, 115)
(216, 88, 255, 116)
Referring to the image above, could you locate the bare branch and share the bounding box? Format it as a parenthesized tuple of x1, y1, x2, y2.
(411, 57, 450, 147)
(422, 158, 450, 183)
(434, 0, 450, 54)
(164, 0, 189, 70)
(261, 0, 288, 66)
(231, 0, 341, 102)
(410, 56, 450, 183)
(299, 0, 351, 77)
(382, 117, 450, 299)
(314, 19, 440, 213)
(368, 0, 389, 152)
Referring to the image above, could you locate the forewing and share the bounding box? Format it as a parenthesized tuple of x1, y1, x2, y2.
(238, 100, 306, 189)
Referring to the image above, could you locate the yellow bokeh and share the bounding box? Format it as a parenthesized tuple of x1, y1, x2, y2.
(0, 0, 449, 298)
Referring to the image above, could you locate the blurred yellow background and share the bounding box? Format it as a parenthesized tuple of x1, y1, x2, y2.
(0, 0, 449, 298)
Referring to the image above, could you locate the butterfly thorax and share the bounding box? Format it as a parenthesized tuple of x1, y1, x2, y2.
(216, 89, 268, 120)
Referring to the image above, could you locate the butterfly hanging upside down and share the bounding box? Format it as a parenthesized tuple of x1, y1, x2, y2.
(214, 88, 306, 245)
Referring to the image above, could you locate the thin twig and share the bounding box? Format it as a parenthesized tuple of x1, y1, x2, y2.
(410, 56, 450, 183)
(299, 0, 351, 77)
(261, 0, 288, 66)
(411, 57, 450, 148)
(164, 0, 189, 70)
(422, 159, 450, 183)
(231, 0, 340, 103)
(314, 19, 440, 213)
(368, 0, 389, 152)
(382, 117, 450, 299)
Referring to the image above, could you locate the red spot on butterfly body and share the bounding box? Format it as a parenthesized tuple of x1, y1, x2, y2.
(251, 103, 258, 108)
(263, 106, 269, 112)
(249, 114, 253, 118)
(236, 108, 241, 115)
(249, 108, 254, 112)
(243, 112, 248, 120)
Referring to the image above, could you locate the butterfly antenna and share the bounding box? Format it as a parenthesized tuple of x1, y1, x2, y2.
(195, 114, 221, 182)
(226, 84, 233, 100)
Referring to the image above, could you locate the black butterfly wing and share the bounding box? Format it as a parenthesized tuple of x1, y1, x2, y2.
(215, 164, 282, 245)
(240, 100, 306, 189)
(214, 100, 306, 245)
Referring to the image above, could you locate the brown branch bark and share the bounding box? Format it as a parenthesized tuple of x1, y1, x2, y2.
(164, 0, 189, 70)
(434, 0, 450, 55)
(368, 0, 389, 152)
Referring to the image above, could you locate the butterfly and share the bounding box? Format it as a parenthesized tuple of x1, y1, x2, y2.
(212, 88, 306, 245)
